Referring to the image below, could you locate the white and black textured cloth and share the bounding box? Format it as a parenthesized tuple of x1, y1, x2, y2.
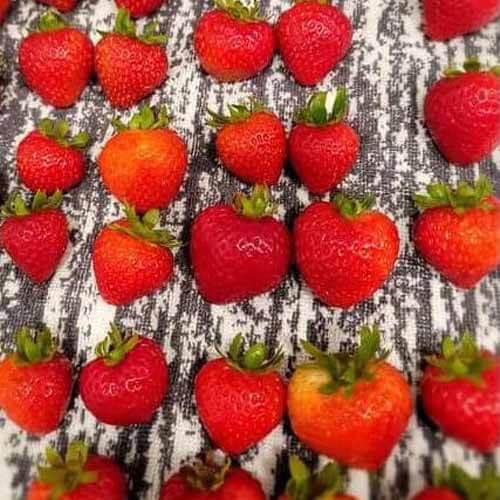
(0, 1, 499, 499)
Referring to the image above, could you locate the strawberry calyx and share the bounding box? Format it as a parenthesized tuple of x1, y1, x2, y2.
(112, 105, 171, 132)
(36, 10, 68, 32)
(95, 323, 140, 367)
(443, 56, 500, 78)
(232, 185, 277, 219)
(214, 0, 265, 22)
(333, 193, 375, 220)
(293, 0, 332, 5)
(0, 191, 63, 218)
(8, 326, 57, 365)
(182, 452, 231, 491)
(38, 118, 89, 149)
(207, 98, 268, 128)
(294, 88, 349, 126)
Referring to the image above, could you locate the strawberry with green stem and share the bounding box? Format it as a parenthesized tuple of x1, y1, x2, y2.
(115, 0, 166, 18)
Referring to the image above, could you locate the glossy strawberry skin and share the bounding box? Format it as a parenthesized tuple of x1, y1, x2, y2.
(195, 358, 287, 454)
(276, 2, 352, 86)
(190, 205, 292, 304)
(79, 336, 168, 426)
(0, 0, 10, 23)
(289, 122, 360, 194)
(412, 487, 461, 500)
(115, 0, 165, 17)
(194, 9, 275, 82)
(424, 71, 500, 165)
(35, 0, 79, 12)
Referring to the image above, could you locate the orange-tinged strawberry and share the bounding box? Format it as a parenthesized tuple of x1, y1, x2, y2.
(36, 0, 79, 12)
(115, 0, 166, 18)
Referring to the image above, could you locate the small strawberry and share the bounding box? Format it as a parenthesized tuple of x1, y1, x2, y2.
(424, 58, 500, 165)
(0, 326, 72, 436)
(115, 0, 166, 18)
(17, 118, 89, 194)
(413, 177, 500, 289)
(276, 0, 352, 86)
(95, 9, 168, 108)
(289, 89, 360, 194)
(190, 185, 292, 304)
(195, 334, 286, 455)
(0, 191, 69, 283)
(288, 326, 412, 470)
(98, 105, 188, 213)
(27, 440, 127, 500)
(18, 11, 93, 108)
(36, 0, 79, 12)
(0, 0, 10, 23)
(194, 0, 275, 82)
(79, 323, 169, 426)
(92, 205, 178, 305)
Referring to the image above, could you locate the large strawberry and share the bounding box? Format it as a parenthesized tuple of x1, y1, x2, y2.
(208, 99, 286, 185)
(194, 0, 275, 82)
(79, 323, 169, 426)
(98, 105, 188, 213)
(115, 0, 165, 18)
(424, 58, 500, 165)
(294, 194, 399, 309)
(95, 9, 168, 108)
(190, 185, 291, 304)
(0, 191, 69, 283)
(413, 177, 500, 288)
(0, 0, 9, 23)
(36, 0, 79, 12)
(289, 88, 360, 194)
(0, 326, 72, 435)
(195, 334, 286, 455)
(27, 441, 127, 500)
(92, 205, 178, 305)
(288, 326, 412, 470)
(18, 11, 93, 108)
(276, 0, 352, 86)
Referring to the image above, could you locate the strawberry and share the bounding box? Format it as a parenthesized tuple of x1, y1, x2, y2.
(0, 0, 10, 23)
(95, 9, 168, 108)
(27, 440, 127, 500)
(92, 205, 178, 305)
(79, 323, 169, 426)
(18, 11, 93, 108)
(208, 99, 286, 185)
(17, 118, 88, 194)
(0, 327, 72, 436)
(413, 177, 500, 289)
(412, 488, 460, 500)
(36, 0, 79, 12)
(294, 194, 399, 309)
(288, 326, 412, 470)
(190, 185, 292, 304)
(0, 191, 68, 283)
(424, 58, 500, 165)
(289, 89, 360, 194)
(98, 105, 188, 213)
(194, 0, 275, 82)
(195, 334, 286, 455)
(115, 0, 165, 18)
(420, 334, 499, 453)
(276, 0, 352, 86)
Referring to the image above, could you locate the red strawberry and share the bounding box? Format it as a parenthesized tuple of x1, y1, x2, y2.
(413, 177, 500, 289)
(195, 334, 286, 455)
(413, 488, 460, 500)
(0, 327, 72, 435)
(424, 58, 500, 165)
(0, 191, 69, 283)
(27, 441, 127, 500)
(115, 0, 165, 17)
(17, 118, 88, 194)
(194, 0, 275, 82)
(289, 89, 360, 194)
(95, 9, 168, 108)
(79, 324, 169, 426)
(18, 11, 93, 108)
(36, 0, 79, 12)
(92, 205, 178, 305)
(190, 185, 292, 304)
(276, 0, 352, 86)
(294, 194, 399, 309)
(208, 99, 286, 185)
(0, 0, 10, 23)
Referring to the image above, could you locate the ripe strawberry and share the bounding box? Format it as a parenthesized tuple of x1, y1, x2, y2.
(0, 0, 10, 23)
(195, 334, 286, 455)
(115, 0, 165, 18)
(208, 99, 286, 185)
(27, 440, 127, 500)
(0, 327, 72, 435)
(276, 0, 352, 86)
(288, 326, 412, 470)
(294, 194, 399, 309)
(95, 9, 168, 108)
(413, 488, 460, 500)
(79, 323, 169, 426)
(424, 58, 500, 165)
(289, 89, 360, 194)
(98, 105, 188, 213)
(194, 0, 275, 82)
(413, 177, 500, 289)
(190, 185, 292, 304)
(0, 191, 68, 283)
(36, 0, 79, 12)
(92, 205, 178, 305)
(17, 118, 88, 194)
(18, 11, 93, 108)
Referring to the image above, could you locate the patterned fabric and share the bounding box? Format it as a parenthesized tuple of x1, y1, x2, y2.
(0, 1, 498, 499)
